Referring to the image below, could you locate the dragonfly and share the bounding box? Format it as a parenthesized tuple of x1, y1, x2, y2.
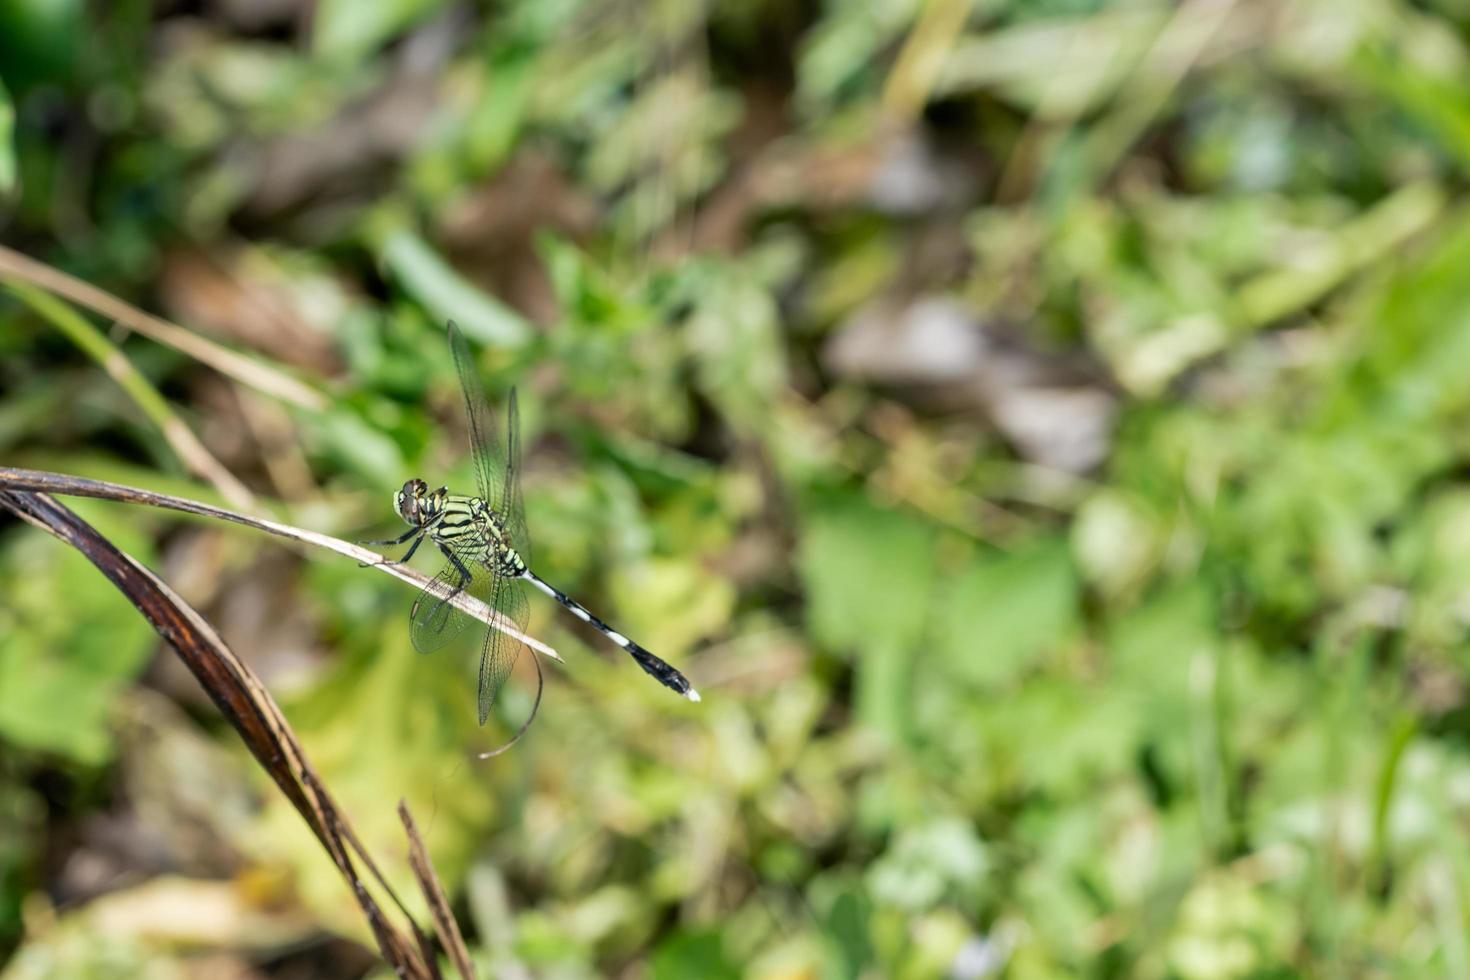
(367, 322, 700, 730)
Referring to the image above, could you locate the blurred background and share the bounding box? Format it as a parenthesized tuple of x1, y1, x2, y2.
(3, 0, 1470, 976)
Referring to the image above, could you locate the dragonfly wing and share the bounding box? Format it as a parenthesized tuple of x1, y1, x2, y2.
(501, 387, 532, 567)
(447, 322, 507, 510)
(476, 576, 530, 725)
(410, 562, 481, 655)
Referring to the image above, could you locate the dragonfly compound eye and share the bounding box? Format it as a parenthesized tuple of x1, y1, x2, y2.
(396, 479, 429, 523)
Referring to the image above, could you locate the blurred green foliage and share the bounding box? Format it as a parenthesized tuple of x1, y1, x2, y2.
(5, 0, 1470, 977)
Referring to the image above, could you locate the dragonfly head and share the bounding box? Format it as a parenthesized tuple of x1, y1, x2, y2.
(395, 479, 433, 526)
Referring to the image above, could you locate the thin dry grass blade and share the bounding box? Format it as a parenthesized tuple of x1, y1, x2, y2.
(400, 802, 476, 980)
(5, 280, 259, 513)
(0, 467, 561, 664)
(0, 243, 327, 411)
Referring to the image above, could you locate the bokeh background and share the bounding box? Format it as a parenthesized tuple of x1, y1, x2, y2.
(4, 0, 1470, 976)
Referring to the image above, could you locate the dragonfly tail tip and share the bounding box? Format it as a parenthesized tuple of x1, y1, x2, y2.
(685, 687, 702, 703)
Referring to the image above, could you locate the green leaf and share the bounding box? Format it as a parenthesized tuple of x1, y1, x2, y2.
(1106, 582, 1218, 794)
(0, 772, 43, 946)
(980, 679, 1140, 796)
(1355, 41, 1470, 174)
(866, 817, 990, 912)
(799, 493, 933, 656)
(463, 45, 536, 173)
(1109, 582, 1213, 707)
(313, 0, 450, 64)
(307, 410, 407, 484)
(0, 0, 82, 91)
(685, 262, 789, 433)
(537, 234, 635, 334)
(608, 556, 735, 659)
(799, 493, 935, 741)
(650, 930, 739, 980)
(937, 536, 1078, 688)
(797, 2, 918, 114)
(0, 77, 15, 196)
(378, 229, 531, 348)
(823, 887, 874, 977)
(0, 503, 156, 764)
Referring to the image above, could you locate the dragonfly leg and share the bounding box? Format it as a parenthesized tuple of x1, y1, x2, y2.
(411, 571, 465, 620)
(394, 534, 429, 564)
(410, 544, 472, 622)
(361, 526, 421, 547)
(359, 528, 426, 568)
(434, 539, 476, 585)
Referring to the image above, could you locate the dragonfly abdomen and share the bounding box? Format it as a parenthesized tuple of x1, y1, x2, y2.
(523, 571, 700, 702)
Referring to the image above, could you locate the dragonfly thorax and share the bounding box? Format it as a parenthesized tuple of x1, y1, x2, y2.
(398, 478, 526, 578)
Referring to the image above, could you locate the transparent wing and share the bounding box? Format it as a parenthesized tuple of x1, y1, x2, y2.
(410, 561, 484, 655)
(501, 387, 532, 567)
(477, 577, 530, 726)
(447, 322, 507, 510)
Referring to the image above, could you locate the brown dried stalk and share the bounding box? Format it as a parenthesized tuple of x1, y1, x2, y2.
(0, 488, 469, 976)
(400, 803, 475, 980)
(0, 468, 570, 975)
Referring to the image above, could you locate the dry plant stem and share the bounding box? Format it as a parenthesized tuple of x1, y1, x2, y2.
(4, 280, 260, 513)
(401, 803, 476, 980)
(0, 467, 562, 664)
(1082, 0, 1240, 181)
(0, 243, 327, 411)
(881, 0, 973, 122)
(0, 490, 453, 979)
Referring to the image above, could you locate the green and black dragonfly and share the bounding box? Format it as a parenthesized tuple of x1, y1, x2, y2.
(368, 322, 699, 725)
